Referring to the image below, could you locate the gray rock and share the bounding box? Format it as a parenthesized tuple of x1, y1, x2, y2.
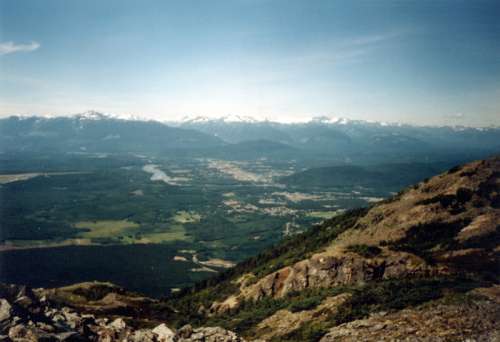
(108, 318, 127, 331)
(371, 323, 386, 331)
(36, 322, 55, 332)
(55, 331, 83, 341)
(177, 324, 193, 339)
(128, 329, 157, 342)
(152, 323, 176, 342)
(179, 327, 245, 342)
(0, 299, 12, 322)
(8, 324, 33, 340)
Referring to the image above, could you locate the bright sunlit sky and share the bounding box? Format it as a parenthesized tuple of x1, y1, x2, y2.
(1, 0, 499, 126)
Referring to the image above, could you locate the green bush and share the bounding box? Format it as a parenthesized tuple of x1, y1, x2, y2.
(346, 244, 381, 258)
(287, 296, 322, 312)
(388, 219, 471, 262)
(272, 322, 329, 342)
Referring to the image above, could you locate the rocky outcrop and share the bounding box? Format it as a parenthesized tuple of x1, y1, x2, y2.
(250, 250, 435, 298)
(211, 244, 447, 314)
(37, 281, 158, 315)
(320, 287, 500, 342)
(93, 322, 245, 342)
(152, 323, 176, 341)
(211, 251, 432, 313)
(0, 283, 244, 342)
(177, 326, 245, 341)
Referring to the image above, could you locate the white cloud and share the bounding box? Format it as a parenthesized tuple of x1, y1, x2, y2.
(0, 41, 40, 56)
(347, 31, 405, 47)
(268, 30, 409, 72)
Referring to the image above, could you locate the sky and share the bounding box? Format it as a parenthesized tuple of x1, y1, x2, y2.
(1, 0, 499, 126)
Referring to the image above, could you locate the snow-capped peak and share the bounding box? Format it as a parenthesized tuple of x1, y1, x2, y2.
(309, 116, 352, 125)
(75, 111, 114, 121)
(180, 115, 213, 124)
(181, 114, 259, 124)
(178, 114, 400, 126)
(219, 114, 258, 123)
(72, 111, 150, 122)
(5, 112, 495, 130)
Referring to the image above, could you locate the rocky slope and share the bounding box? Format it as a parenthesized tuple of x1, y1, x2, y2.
(0, 282, 244, 341)
(319, 286, 500, 341)
(1, 156, 499, 341)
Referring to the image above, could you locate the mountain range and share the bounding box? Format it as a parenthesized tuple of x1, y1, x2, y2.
(177, 114, 500, 163)
(1, 112, 499, 164)
(0, 112, 224, 154)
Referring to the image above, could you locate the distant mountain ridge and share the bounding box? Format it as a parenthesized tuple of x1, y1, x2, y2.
(174, 113, 499, 129)
(7, 111, 498, 128)
(176, 113, 500, 163)
(1, 112, 499, 164)
(0, 113, 225, 154)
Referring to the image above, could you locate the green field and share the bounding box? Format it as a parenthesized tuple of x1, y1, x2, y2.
(75, 220, 140, 238)
(130, 224, 189, 244)
(306, 210, 344, 219)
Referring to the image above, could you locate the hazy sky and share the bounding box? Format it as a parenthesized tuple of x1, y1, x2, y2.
(1, 0, 499, 126)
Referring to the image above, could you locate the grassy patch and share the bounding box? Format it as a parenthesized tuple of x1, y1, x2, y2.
(172, 211, 202, 224)
(74, 220, 190, 244)
(74, 220, 140, 239)
(306, 211, 343, 219)
(134, 225, 190, 243)
(55, 282, 126, 302)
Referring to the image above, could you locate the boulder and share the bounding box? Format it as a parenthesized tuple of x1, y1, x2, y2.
(0, 299, 12, 322)
(178, 326, 245, 342)
(177, 324, 193, 339)
(152, 323, 176, 342)
(108, 318, 127, 331)
(128, 329, 157, 342)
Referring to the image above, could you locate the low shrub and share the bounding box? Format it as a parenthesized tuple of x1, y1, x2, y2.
(287, 296, 322, 312)
(346, 244, 382, 258)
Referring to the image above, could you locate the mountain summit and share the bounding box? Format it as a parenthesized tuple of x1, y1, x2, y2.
(1, 156, 499, 341)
